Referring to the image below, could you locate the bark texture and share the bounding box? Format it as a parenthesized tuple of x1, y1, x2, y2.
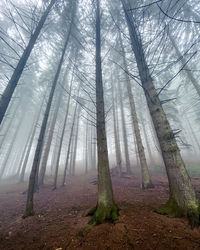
(87, 0, 119, 225)
(122, 0, 199, 227)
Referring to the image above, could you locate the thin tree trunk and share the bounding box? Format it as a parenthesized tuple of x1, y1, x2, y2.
(71, 109, 81, 176)
(119, 32, 153, 186)
(19, 98, 45, 183)
(52, 77, 76, 189)
(117, 78, 131, 174)
(0, 0, 56, 125)
(111, 76, 122, 176)
(24, 13, 73, 216)
(85, 119, 89, 174)
(38, 82, 65, 186)
(62, 102, 78, 186)
(122, 0, 199, 227)
(168, 33, 200, 98)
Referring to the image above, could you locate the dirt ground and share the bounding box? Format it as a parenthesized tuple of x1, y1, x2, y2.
(0, 172, 200, 250)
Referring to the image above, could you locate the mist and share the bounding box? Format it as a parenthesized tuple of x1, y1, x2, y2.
(0, 0, 200, 249)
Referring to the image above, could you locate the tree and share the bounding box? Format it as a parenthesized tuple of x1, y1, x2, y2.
(0, 0, 56, 125)
(121, 0, 199, 227)
(24, 0, 76, 217)
(86, 0, 119, 225)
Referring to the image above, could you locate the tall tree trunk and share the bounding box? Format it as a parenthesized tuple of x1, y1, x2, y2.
(111, 76, 122, 176)
(16, 123, 35, 179)
(52, 78, 76, 189)
(121, 0, 199, 227)
(24, 13, 74, 216)
(85, 119, 89, 174)
(87, 0, 119, 225)
(19, 97, 45, 183)
(38, 79, 66, 186)
(119, 32, 153, 186)
(117, 77, 131, 174)
(71, 108, 81, 176)
(0, 0, 56, 125)
(62, 102, 78, 186)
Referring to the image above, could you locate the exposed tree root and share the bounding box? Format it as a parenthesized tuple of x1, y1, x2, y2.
(156, 198, 200, 228)
(86, 203, 120, 225)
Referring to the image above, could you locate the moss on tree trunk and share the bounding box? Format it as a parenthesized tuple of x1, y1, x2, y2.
(86, 203, 119, 225)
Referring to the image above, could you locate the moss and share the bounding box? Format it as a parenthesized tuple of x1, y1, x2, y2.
(187, 203, 200, 229)
(162, 131, 174, 141)
(87, 203, 120, 225)
(156, 199, 200, 228)
(23, 206, 35, 218)
(156, 198, 184, 218)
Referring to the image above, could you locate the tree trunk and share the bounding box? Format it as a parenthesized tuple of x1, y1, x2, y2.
(62, 101, 79, 186)
(117, 77, 131, 174)
(38, 79, 65, 186)
(0, 0, 56, 125)
(24, 14, 73, 216)
(87, 0, 119, 225)
(85, 119, 89, 174)
(122, 0, 199, 227)
(119, 32, 153, 186)
(71, 108, 81, 176)
(111, 76, 122, 176)
(19, 96, 45, 183)
(52, 77, 75, 189)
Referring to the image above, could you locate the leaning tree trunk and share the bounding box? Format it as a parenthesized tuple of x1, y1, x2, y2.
(119, 32, 153, 187)
(121, 0, 199, 227)
(24, 17, 73, 217)
(52, 77, 75, 190)
(38, 83, 64, 186)
(62, 102, 78, 186)
(86, 0, 119, 225)
(0, 0, 56, 125)
(19, 95, 45, 183)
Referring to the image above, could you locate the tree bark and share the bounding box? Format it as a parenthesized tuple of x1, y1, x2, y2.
(121, 0, 199, 227)
(87, 0, 119, 225)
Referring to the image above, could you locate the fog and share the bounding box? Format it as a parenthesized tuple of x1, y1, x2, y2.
(0, 0, 200, 248)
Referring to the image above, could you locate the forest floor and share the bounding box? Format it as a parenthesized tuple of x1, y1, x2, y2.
(0, 171, 200, 250)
